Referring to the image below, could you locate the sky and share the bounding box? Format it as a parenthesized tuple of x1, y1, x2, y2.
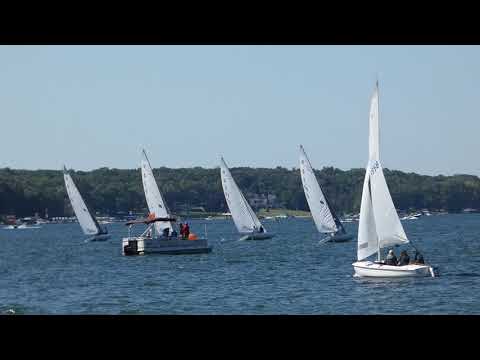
(1, 45, 479, 176)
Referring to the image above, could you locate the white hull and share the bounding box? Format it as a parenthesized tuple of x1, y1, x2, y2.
(3, 224, 42, 230)
(352, 261, 434, 278)
(239, 232, 275, 241)
(122, 236, 212, 255)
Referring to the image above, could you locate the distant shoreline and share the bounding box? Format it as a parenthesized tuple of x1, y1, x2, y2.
(2, 167, 480, 219)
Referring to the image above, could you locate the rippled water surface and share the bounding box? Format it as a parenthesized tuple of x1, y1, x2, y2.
(1, 214, 479, 314)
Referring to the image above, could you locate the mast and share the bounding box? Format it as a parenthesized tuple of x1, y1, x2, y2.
(375, 79, 381, 262)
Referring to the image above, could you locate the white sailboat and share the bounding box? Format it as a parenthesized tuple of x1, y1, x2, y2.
(122, 150, 212, 255)
(141, 149, 173, 236)
(220, 157, 274, 240)
(299, 145, 353, 242)
(63, 166, 110, 241)
(352, 82, 434, 277)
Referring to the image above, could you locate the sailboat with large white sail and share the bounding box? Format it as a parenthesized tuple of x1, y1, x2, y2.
(299, 145, 353, 242)
(352, 82, 435, 277)
(63, 166, 110, 241)
(140, 149, 173, 236)
(122, 150, 212, 255)
(220, 157, 274, 240)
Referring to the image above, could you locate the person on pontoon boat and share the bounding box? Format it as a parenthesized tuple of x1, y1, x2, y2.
(398, 250, 410, 266)
(183, 223, 190, 239)
(385, 249, 398, 266)
(171, 229, 177, 238)
(163, 227, 170, 238)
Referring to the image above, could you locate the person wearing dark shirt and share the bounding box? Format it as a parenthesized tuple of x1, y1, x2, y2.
(163, 227, 170, 238)
(414, 251, 425, 264)
(397, 250, 410, 266)
(385, 249, 398, 266)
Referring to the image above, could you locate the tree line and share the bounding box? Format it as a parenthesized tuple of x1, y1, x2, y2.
(1, 166, 480, 218)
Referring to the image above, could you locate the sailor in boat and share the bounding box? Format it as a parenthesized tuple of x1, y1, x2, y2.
(183, 223, 190, 239)
(384, 249, 398, 266)
(413, 250, 425, 264)
(171, 228, 178, 238)
(179, 223, 184, 238)
(162, 227, 170, 238)
(252, 225, 264, 234)
(398, 250, 410, 266)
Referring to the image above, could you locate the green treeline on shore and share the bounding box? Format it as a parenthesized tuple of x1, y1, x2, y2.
(1, 166, 480, 218)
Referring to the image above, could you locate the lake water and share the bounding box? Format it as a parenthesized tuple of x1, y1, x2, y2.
(1, 214, 479, 314)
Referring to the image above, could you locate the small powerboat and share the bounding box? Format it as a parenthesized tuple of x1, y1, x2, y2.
(122, 216, 212, 255)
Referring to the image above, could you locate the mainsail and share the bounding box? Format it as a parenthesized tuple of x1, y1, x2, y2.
(299, 145, 337, 234)
(141, 150, 173, 235)
(220, 157, 264, 234)
(357, 82, 409, 261)
(63, 167, 102, 236)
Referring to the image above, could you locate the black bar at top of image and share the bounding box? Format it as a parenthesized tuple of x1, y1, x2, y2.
(1, 16, 480, 45)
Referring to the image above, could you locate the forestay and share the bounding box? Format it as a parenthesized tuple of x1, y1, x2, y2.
(141, 150, 173, 235)
(63, 168, 101, 235)
(299, 145, 337, 233)
(220, 157, 264, 234)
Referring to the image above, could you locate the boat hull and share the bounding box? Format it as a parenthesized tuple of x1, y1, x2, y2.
(122, 237, 212, 255)
(328, 233, 354, 242)
(352, 261, 433, 278)
(87, 234, 111, 241)
(3, 224, 41, 229)
(239, 233, 275, 241)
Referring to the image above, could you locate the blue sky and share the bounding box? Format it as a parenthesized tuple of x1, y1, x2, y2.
(1, 45, 479, 175)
